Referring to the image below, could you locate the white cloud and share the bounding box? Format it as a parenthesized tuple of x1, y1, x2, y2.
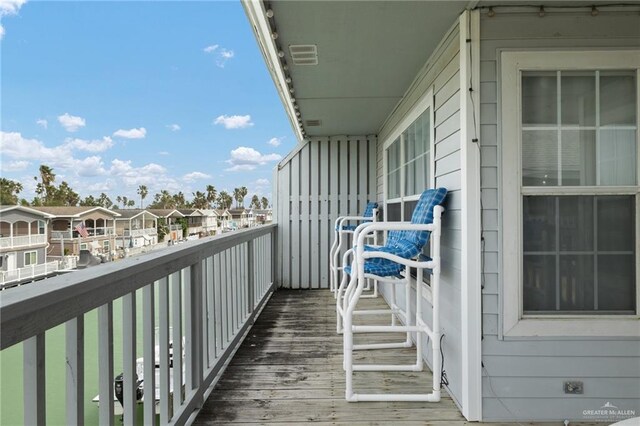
(108, 159, 168, 186)
(255, 178, 270, 187)
(158, 151, 169, 156)
(225, 146, 281, 171)
(57, 113, 86, 132)
(113, 127, 146, 139)
(267, 137, 282, 147)
(166, 124, 181, 131)
(1, 160, 30, 172)
(0, 0, 26, 40)
(1, 131, 69, 164)
(213, 114, 253, 129)
(64, 136, 113, 153)
(73, 156, 106, 177)
(203, 43, 234, 68)
(183, 171, 212, 183)
(36, 118, 48, 129)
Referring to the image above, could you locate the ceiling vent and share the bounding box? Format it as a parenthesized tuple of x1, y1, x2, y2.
(305, 119, 322, 127)
(289, 44, 318, 65)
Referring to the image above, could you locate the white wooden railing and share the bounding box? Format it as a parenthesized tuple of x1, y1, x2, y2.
(0, 234, 47, 249)
(51, 228, 116, 239)
(0, 261, 61, 287)
(123, 228, 158, 237)
(0, 224, 276, 425)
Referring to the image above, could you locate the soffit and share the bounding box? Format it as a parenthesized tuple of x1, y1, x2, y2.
(269, 0, 468, 137)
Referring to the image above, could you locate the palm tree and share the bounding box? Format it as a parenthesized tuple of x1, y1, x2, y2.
(127, 199, 135, 208)
(192, 191, 208, 209)
(137, 185, 148, 208)
(233, 188, 242, 208)
(218, 191, 232, 209)
(34, 164, 56, 204)
(250, 194, 260, 209)
(239, 186, 248, 208)
(121, 196, 129, 208)
(0, 178, 23, 205)
(261, 196, 269, 209)
(116, 195, 122, 207)
(206, 185, 217, 209)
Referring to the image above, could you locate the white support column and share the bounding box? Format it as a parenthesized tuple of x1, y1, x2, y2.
(459, 9, 483, 422)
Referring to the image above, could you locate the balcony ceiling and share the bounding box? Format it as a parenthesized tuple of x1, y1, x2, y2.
(267, 1, 469, 137)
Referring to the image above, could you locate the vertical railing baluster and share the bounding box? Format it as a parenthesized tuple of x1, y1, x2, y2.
(214, 253, 223, 355)
(24, 333, 46, 426)
(143, 282, 156, 425)
(188, 261, 203, 404)
(226, 249, 233, 338)
(122, 291, 137, 426)
(201, 260, 208, 371)
(184, 267, 192, 392)
(158, 276, 171, 424)
(247, 239, 255, 314)
(206, 256, 215, 365)
(171, 271, 183, 412)
(232, 246, 238, 332)
(66, 315, 84, 425)
(98, 302, 114, 426)
(220, 250, 228, 346)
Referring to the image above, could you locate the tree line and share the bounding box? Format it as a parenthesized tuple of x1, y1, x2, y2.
(0, 164, 270, 211)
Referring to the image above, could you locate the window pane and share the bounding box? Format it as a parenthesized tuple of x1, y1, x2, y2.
(403, 200, 418, 221)
(561, 72, 596, 126)
(559, 196, 593, 251)
(599, 129, 637, 185)
(405, 161, 415, 196)
(388, 170, 400, 199)
(388, 138, 400, 171)
(415, 154, 426, 192)
(561, 130, 596, 185)
(523, 196, 556, 252)
(522, 130, 558, 186)
(523, 255, 556, 311)
(597, 196, 635, 251)
(600, 72, 637, 126)
(559, 255, 594, 311)
(598, 254, 636, 312)
(386, 202, 401, 222)
(522, 72, 557, 126)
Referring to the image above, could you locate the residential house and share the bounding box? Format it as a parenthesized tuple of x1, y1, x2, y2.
(244, 1, 640, 422)
(147, 209, 185, 242)
(114, 209, 158, 249)
(215, 208, 232, 231)
(0, 205, 60, 287)
(228, 208, 249, 229)
(33, 206, 119, 258)
(252, 208, 273, 225)
(199, 209, 219, 235)
(177, 209, 207, 238)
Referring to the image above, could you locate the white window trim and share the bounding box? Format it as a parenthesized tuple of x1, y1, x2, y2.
(24, 250, 37, 266)
(383, 87, 436, 302)
(501, 50, 640, 337)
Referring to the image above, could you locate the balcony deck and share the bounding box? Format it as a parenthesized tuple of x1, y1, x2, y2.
(195, 289, 467, 424)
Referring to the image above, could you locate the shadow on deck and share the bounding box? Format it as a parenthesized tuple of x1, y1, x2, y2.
(194, 290, 595, 425)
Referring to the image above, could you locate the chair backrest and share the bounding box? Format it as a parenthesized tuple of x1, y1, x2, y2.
(386, 187, 447, 254)
(363, 202, 378, 219)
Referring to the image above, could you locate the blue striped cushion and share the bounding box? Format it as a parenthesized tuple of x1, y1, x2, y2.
(336, 201, 378, 230)
(344, 188, 446, 277)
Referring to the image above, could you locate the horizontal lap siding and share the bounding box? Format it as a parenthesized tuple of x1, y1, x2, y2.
(480, 12, 640, 421)
(275, 137, 377, 289)
(377, 25, 466, 410)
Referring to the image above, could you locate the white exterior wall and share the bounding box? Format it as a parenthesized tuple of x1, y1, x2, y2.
(376, 23, 469, 413)
(480, 11, 640, 421)
(274, 136, 377, 289)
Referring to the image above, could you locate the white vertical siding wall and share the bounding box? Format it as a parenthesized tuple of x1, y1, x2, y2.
(480, 12, 640, 421)
(376, 24, 467, 411)
(274, 136, 377, 289)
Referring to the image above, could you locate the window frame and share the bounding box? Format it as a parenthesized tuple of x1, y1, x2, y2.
(501, 50, 640, 337)
(24, 250, 37, 266)
(383, 87, 435, 300)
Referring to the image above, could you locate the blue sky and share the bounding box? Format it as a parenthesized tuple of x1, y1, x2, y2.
(0, 0, 295, 205)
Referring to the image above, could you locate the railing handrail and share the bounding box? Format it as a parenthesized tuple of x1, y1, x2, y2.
(0, 223, 276, 350)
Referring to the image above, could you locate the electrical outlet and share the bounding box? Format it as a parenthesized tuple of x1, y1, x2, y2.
(564, 381, 583, 394)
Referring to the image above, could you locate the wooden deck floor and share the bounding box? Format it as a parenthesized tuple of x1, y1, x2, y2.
(193, 290, 590, 425)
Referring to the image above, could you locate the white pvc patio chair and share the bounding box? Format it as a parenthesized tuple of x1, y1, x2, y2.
(337, 187, 447, 402)
(329, 202, 378, 295)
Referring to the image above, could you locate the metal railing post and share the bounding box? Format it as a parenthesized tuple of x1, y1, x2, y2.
(247, 239, 255, 312)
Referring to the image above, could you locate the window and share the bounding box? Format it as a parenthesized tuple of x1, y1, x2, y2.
(38, 220, 45, 235)
(502, 51, 639, 336)
(384, 88, 434, 221)
(80, 243, 88, 250)
(24, 251, 37, 266)
(103, 240, 110, 251)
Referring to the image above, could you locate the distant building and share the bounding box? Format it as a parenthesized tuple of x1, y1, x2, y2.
(114, 209, 158, 249)
(146, 209, 185, 242)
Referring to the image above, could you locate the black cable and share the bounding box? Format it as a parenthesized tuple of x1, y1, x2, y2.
(439, 334, 449, 388)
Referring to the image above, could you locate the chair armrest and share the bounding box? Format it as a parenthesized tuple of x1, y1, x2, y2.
(334, 215, 374, 231)
(361, 250, 435, 269)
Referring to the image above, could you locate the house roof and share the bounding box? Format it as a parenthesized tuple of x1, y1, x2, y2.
(243, 1, 468, 139)
(214, 209, 230, 216)
(178, 209, 204, 217)
(31, 206, 121, 218)
(228, 208, 247, 215)
(146, 209, 185, 218)
(199, 209, 219, 217)
(113, 209, 159, 220)
(0, 205, 55, 219)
